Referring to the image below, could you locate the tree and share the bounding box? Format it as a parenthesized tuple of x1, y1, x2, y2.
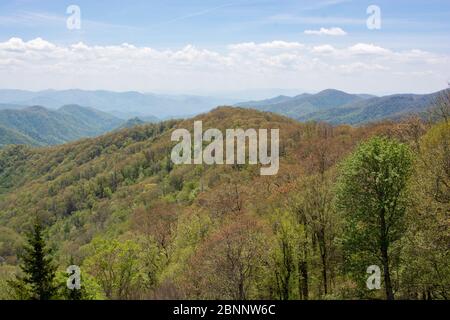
(271, 210, 298, 300)
(284, 172, 338, 299)
(299, 173, 338, 297)
(287, 193, 311, 300)
(131, 201, 178, 259)
(336, 136, 413, 300)
(83, 238, 144, 300)
(9, 221, 57, 300)
(204, 181, 246, 219)
(429, 88, 450, 123)
(184, 215, 269, 299)
(401, 121, 450, 299)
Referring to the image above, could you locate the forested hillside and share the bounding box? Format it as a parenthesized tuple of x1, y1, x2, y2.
(0, 105, 122, 146)
(236, 89, 368, 119)
(0, 103, 448, 300)
(237, 89, 445, 125)
(301, 91, 444, 124)
(0, 125, 40, 146)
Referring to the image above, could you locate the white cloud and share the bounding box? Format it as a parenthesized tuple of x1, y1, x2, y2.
(304, 27, 347, 36)
(336, 62, 390, 74)
(349, 43, 391, 55)
(0, 37, 26, 51)
(26, 37, 57, 51)
(0, 37, 448, 94)
(228, 41, 304, 52)
(311, 44, 337, 54)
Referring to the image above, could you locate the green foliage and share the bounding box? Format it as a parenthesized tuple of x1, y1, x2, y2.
(55, 267, 104, 300)
(0, 125, 40, 147)
(401, 121, 450, 299)
(336, 136, 413, 299)
(82, 236, 162, 299)
(0, 105, 122, 146)
(9, 222, 57, 300)
(271, 210, 300, 300)
(0, 107, 448, 300)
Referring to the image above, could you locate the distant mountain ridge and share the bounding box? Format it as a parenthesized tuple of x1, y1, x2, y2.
(0, 104, 123, 146)
(0, 89, 236, 119)
(300, 91, 444, 125)
(0, 88, 446, 148)
(236, 89, 371, 119)
(117, 117, 147, 129)
(236, 89, 445, 124)
(0, 103, 28, 111)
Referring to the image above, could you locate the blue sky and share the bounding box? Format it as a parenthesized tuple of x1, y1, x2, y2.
(0, 0, 449, 94)
(1, 0, 449, 50)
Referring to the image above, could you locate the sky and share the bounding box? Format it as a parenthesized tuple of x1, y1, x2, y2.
(0, 0, 449, 95)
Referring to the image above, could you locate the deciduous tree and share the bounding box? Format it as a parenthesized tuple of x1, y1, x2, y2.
(336, 137, 413, 300)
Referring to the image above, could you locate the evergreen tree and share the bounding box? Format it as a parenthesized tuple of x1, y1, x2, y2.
(11, 221, 57, 300)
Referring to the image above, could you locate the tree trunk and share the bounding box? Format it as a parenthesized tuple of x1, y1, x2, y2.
(318, 228, 328, 296)
(321, 249, 328, 296)
(299, 260, 309, 300)
(381, 244, 394, 300)
(380, 209, 394, 300)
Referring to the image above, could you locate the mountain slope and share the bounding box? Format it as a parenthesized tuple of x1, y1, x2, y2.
(0, 125, 40, 147)
(235, 95, 294, 108)
(236, 89, 446, 124)
(117, 117, 146, 129)
(57, 104, 123, 133)
(0, 107, 428, 299)
(301, 90, 446, 124)
(236, 89, 369, 119)
(0, 107, 356, 248)
(0, 105, 122, 146)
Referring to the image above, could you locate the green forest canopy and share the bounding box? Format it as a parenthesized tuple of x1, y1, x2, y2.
(0, 106, 448, 300)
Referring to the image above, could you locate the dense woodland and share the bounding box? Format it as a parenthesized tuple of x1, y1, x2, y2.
(0, 104, 122, 147)
(0, 91, 448, 300)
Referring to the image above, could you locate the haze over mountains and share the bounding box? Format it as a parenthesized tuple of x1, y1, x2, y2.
(0, 88, 446, 148)
(0, 89, 236, 119)
(236, 89, 446, 125)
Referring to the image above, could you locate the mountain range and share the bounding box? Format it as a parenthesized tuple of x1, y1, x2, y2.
(0, 88, 447, 148)
(1, 88, 445, 127)
(0, 89, 236, 119)
(236, 89, 446, 125)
